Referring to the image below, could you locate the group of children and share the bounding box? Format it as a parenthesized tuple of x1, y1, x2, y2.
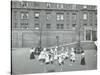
(30, 46, 86, 66)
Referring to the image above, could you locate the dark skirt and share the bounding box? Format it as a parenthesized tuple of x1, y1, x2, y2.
(30, 52, 35, 59)
(80, 57, 86, 65)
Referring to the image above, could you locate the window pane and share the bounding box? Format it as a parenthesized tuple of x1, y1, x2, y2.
(47, 3, 51, 8)
(57, 4, 64, 8)
(72, 13, 77, 20)
(83, 13, 87, 20)
(57, 24, 59, 29)
(84, 24, 87, 26)
(61, 15, 64, 20)
(46, 13, 51, 20)
(61, 4, 64, 8)
(83, 5, 87, 9)
(20, 23, 28, 28)
(57, 15, 60, 20)
(14, 11, 17, 20)
(61, 24, 64, 29)
(72, 5, 77, 9)
(34, 2, 39, 7)
(56, 13, 64, 21)
(34, 24, 39, 29)
(72, 24, 76, 27)
(46, 24, 51, 29)
(34, 12, 39, 19)
(21, 12, 28, 20)
(86, 30, 91, 40)
(35, 13, 39, 17)
(92, 31, 97, 41)
(21, 1, 28, 7)
(14, 23, 17, 28)
(57, 24, 64, 29)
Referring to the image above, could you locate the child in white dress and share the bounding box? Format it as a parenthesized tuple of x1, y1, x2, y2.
(70, 48, 76, 63)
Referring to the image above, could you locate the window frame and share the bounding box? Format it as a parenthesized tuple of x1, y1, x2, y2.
(56, 13, 64, 21)
(46, 24, 51, 29)
(57, 24, 64, 29)
(83, 12, 88, 20)
(84, 27, 97, 41)
(34, 12, 40, 19)
(34, 24, 40, 30)
(46, 13, 51, 21)
(20, 23, 28, 29)
(20, 12, 29, 20)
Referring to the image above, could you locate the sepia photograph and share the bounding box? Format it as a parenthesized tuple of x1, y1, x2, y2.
(11, 0, 97, 74)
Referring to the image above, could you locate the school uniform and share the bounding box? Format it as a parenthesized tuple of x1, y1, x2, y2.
(58, 55, 64, 65)
(65, 47, 69, 59)
(38, 51, 46, 63)
(70, 51, 75, 62)
(54, 48, 58, 60)
(54, 54, 58, 60)
(45, 53, 50, 64)
(65, 51, 69, 58)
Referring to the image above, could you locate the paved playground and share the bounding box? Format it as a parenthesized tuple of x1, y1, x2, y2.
(12, 48, 97, 74)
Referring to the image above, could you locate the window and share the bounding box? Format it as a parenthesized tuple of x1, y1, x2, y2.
(57, 15, 60, 21)
(90, 24, 93, 26)
(12, 23, 18, 28)
(66, 4, 72, 9)
(84, 24, 87, 26)
(92, 31, 97, 41)
(46, 3, 51, 8)
(72, 24, 76, 27)
(20, 1, 28, 7)
(14, 23, 17, 28)
(56, 13, 64, 21)
(66, 24, 69, 29)
(61, 24, 64, 29)
(14, 11, 17, 20)
(83, 13, 87, 20)
(34, 2, 39, 7)
(34, 12, 40, 19)
(72, 13, 77, 20)
(85, 29, 97, 41)
(46, 13, 51, 20)
(95, 6, 97, 10)
(83, 5, 87, 9)
(66, 12, 69, 15)
(34, 24, 39, 29)
(86, 30, 91, 40)
(61, 4, 64, 8)
(66, 12, 70, 21)
(89, 13, 93, 22)
(72, 24, 76, 30)
(57, 4, 60, 8)
(57, 24, 60, 29)
(57, 4, 64, 8)
(95, 13, 97, 25)
(21, 12, 29, 20)
(46, 24, 51, 29)
(20, 23, 28, 29)
(57, 24, 64, 29)
(72, 4, 77, 9)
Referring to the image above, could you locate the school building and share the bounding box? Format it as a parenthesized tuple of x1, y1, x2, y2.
(11, 1, 97, 49)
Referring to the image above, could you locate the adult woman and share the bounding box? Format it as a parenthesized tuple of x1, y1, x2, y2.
(30, 47, 35, 59)
(80, 50, 86, 65)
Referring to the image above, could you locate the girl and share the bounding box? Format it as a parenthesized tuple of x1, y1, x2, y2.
(70, 48, 76, 63)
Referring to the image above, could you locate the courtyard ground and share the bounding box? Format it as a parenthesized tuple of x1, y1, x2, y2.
(12, 48, 97, 74)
